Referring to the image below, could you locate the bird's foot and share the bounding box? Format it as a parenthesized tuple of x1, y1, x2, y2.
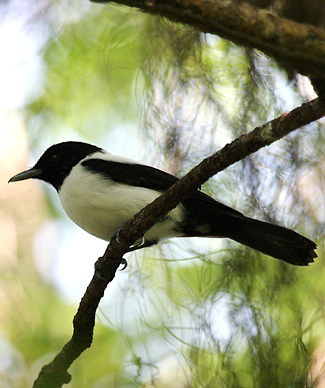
(129, 237, 146, 251)
(114, 223, 126, 244)
(94, 256, 128, 280)
(120, 257, 128, 270)
(126, 239, 157, 253)
(94, 258, 106, 281)
(114, 224, 147, 253)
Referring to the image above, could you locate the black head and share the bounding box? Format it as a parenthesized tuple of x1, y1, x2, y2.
(9, 141, 103, 191)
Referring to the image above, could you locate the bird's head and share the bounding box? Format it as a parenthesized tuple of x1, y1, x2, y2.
(9, 141, 102, 191)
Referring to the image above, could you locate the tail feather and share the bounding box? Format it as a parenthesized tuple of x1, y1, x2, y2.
(227, 217, 317, 266)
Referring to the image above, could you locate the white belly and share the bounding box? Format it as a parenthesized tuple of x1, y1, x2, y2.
(59, 165, 185, 242)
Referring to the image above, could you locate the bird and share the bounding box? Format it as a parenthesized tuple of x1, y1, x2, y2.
(9, 141, 317, 266)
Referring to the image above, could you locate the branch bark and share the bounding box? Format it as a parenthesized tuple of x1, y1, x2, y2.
(92, 0, 325, 80)
(33, 97, 325, 387)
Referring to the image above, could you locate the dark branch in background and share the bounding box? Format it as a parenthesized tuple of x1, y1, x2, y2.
(33, 98, 325, 387)
(92, 0, 325, 81)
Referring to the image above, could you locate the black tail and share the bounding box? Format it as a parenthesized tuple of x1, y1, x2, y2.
(226, 217, 317, 266)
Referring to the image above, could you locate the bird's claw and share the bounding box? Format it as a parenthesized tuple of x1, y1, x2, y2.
(120, 258, 128, 271)
(94, 258, 106, 281)
(114, 223, 125, 243)
(114, 224, 146, 253)
(135, 236, 146, 248)
(126, 237, 147, 253)
(94, 256, 128, 278)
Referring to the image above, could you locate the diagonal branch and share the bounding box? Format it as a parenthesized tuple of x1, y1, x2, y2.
(33, 97, 325, 387)
(92, 0, 325, 80)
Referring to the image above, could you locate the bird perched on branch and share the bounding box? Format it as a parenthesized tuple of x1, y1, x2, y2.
(9, 141, 317, 266)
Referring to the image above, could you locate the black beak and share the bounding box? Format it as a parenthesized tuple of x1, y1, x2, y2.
(9, 168, 43, 183)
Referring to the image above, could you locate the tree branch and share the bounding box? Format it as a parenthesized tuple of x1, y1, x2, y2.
(33, 97, 325, 387)
(92, 0, 325, 80)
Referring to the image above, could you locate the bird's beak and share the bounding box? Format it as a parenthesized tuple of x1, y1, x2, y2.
(8, 168, 43, 183)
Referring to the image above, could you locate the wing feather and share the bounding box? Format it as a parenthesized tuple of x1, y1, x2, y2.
(82, 158, 243, 218)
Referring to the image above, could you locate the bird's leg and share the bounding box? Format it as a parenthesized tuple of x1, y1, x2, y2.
(114, 223, 126, 244)
(126, 239, 157, 253)
(114, 223, 157, 253)
(94, 256, 128, 279)
(117, 240, 157, 270)
(94, 258, 106, 280)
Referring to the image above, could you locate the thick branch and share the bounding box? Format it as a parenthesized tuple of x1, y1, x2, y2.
(93, 0, 325, 79)
(33, 98, 325, 387)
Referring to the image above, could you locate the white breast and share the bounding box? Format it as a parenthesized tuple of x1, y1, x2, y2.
(58, 162, 185, 242)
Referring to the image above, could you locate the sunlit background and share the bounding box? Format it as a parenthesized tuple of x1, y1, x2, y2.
(1, 0, 325, 386)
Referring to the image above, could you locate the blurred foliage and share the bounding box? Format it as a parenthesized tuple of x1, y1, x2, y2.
(1, 0, 324, 387)
(27, 5, 147, 142)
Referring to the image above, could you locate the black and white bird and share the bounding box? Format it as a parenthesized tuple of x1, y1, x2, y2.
(9, 141, 317, 266)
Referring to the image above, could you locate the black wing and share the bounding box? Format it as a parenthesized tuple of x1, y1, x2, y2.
(82, 159, 179, 191)
(82, 158, 317, 265)
(82, 158, 243, 218)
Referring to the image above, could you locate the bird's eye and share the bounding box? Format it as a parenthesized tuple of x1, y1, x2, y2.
(49, 154, 59, 167)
